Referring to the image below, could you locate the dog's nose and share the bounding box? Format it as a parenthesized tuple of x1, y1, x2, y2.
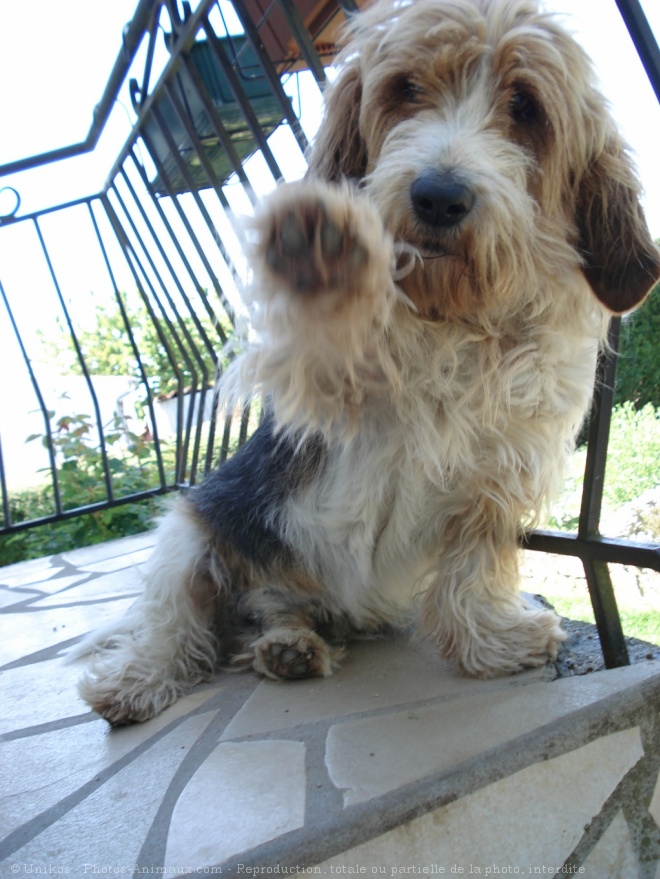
(410, 172, 476, 228)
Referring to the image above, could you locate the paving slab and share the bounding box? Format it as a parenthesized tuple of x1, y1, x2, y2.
(1, 535, 659, 878)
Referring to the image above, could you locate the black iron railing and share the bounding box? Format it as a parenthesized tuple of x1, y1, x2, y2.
(0, 0, 658, 669)
(0, 0, 350, 536)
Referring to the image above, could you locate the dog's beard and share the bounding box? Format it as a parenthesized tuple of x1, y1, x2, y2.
(396, 245, 476, 321)
(392, 222, 533, 323)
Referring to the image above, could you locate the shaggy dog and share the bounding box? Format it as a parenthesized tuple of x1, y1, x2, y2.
(78, 0, 660, 725)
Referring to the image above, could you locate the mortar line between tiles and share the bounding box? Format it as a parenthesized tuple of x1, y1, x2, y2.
(2, 593, 142, 614)
(238, 721, 348, 820)
(219, 678, 557, 746)
(0, 539, 155, 586)
(303, 723, 346, 820)
(203, 680, 658, 877)
(0, 687, 245, 862)
(47, 556, 88, 573)
(0, 636, 89, 671)
(132, 674, 262, 874)
(561, 700, 660, 874)
(22, 567, 94, 583)
(1, 712, 99, 741)
(561, 780, 641, 877)
(57, 545, 157, 569)
(0, 585, 46, 598)
(2, 666, 498, 744)
(0, 559, 68, 585)
(10, 570, 102, 593)
(217, 717, 348, 817)
(0, 570, 97, 610)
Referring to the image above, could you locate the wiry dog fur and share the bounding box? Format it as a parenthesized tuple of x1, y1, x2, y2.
(78, 0, 660, 725)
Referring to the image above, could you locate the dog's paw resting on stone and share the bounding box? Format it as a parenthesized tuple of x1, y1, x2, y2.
(248, 627, 343, 681)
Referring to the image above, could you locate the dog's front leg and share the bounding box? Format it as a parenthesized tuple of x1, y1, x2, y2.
(421, 498, 565, 677)
(233, 180, 403, 436)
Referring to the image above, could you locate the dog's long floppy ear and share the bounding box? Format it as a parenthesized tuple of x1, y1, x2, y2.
(305, 61, 367, 182)
(577, 139, 660, 314)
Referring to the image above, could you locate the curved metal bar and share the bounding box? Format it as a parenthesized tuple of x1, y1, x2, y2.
(0, 0, 160, 178)
(0, 187, 21, 222)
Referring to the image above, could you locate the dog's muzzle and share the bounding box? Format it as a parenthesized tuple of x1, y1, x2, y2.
(410, 171, 476, 228)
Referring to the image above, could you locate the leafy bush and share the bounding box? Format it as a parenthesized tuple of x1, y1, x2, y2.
(615, 282, 660, 409)
(0, 291, 241, 565)
(603, 402, 660, 509)
(0, 408, 174, 565)
(548, 402, 660, 532)
(0, 494, 159, 566)
(41, 297, 232, 403)
(0, 395, 256, 565)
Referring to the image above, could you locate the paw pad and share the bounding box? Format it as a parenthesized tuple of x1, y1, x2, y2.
(267, 641, 314, 678)
(264, 196, 368, 293)
(250, 627, 335, 681)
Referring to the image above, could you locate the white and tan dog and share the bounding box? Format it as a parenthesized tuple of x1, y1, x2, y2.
(79, 0, 660, 724)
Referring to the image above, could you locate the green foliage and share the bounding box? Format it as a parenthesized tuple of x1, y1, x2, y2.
(28, 403, 167, 507)
(619, 608, 660, 644)
(0, 394, 257, 565)
(41, 296, 232, 400)
(544, 591, 660, 645)
(0, 494, 159, 566)
(603, 402, 660, 509)
(0, 406, 175, 565)
(547, 402, 660, 533)
(615, 282, 660, 409)
(1, 292, 236, 565)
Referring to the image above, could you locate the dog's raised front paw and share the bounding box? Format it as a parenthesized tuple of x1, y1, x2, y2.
(255, 182, 388, 297)
(267, 201, 367, 292)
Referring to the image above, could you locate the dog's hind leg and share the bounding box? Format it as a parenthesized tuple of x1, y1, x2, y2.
(77, 497, 220, 725)
(231, 589, 345, 681)
(249, 626, 341, 681)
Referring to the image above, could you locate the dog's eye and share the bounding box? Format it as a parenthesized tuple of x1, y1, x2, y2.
(509, 89, 538, 123)
(401, 78, 423, 103)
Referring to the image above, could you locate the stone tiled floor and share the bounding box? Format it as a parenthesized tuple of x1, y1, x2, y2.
(1, 533, 660, 877)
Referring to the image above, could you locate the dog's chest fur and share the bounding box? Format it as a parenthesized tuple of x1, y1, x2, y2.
(273, 302, 601, 621)
(194, 295, 601, 629)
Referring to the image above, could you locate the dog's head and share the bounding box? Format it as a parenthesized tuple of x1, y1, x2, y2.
(306, 0, 660, 320)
